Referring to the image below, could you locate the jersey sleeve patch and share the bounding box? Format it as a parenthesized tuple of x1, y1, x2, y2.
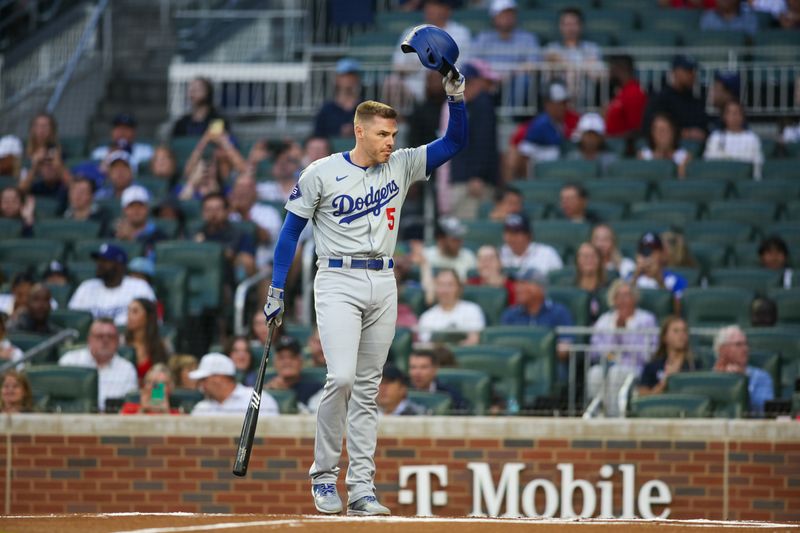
(289, 184, 302, 201)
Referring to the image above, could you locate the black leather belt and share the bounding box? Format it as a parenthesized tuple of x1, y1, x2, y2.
(327, 258, 394, 270)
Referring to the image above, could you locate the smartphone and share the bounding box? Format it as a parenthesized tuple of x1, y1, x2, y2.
(208, 119, 225, 136)
(151, 382, 166, 404)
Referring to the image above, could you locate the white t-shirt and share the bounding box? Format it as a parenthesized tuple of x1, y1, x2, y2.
(68, 276, 156, 327)
(638, 147, 689, 167)
(59, 348, 138, 412)
(500, 242, 564, 275)
(191, 383, 279, 417)
(423, 246, 477, 280)
(417, 300, 485, 342)
(703, 130, 763, 179)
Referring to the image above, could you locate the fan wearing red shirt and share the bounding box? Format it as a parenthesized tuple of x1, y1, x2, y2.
(605, 55, 647, 138)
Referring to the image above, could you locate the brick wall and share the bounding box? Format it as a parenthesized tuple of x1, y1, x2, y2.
(1, 416, 798, 522)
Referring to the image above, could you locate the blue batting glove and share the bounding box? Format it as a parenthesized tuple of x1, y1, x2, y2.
(263, 285, 284, 327)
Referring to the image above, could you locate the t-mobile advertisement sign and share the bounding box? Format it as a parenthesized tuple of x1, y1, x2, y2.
(398, 463, 672, 518)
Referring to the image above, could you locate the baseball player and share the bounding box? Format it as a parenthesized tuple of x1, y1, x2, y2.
(263, 26, 467, 516)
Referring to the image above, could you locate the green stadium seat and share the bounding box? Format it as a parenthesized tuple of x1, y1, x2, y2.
(537, 0, 594, 11)
(534, 160, 599, 180)
(628, 201, 699, 228)
(26, 365, 98, 413)
(299, 367, 327, 390)
(60, 136, 87, 159)
(168, 388, 206, 413)
(0, 239, 65, 267)
(705, 201, 777, 232)
(436, 368, 492, 415)
(762, 160, 799, 180)
(691, 242, 730, 274)
(283, 323, 313, 346)
(735, 180, 800, 205)
(0, 219, 22, 240)
(152, 264, 187, 324)
(582, 30, 615, 46)
(513, 180, 563, 208)
(685, 160, 753, 181)
(480, 325, 556, 404)
(763, 223, 800, 247)
(33, 197, 62, 219)
(768, 288, 800, 326)
(33, 219, 101, 242)
(629, 393, 712, 418)
(407, 391, 452, 415)
(752, 30, 800, 62)
(672, 266, 702, 287)
(349, 31, 398, 48)
(641, 8, 699, 32)
(682, 287, 753, 327)
(400, 286, 426, 317)
(666, 371, 748, 418)
(708, 268, 782, 295)
(683, 221, 751, 246)
(136, 176, 170, 201)
(154, 218, 180, 239)
(637, 289, 675, 320)
(519, 13, 558, 42)
(744, 327, 800, 399)
(589, 201, 626, 222)
(749, 350, 782, 399)
(617, 30, 679, 47)
(683, 32, 748, 61)
(477, 201, 547, 220)
(584, 9, 637, 33)
(68, 261, 98, 284)
(265, 388, 297, 414)
(7, 332, 55, 364)
(585, 179, 648, 203)
(533, 221, 590, 254)
(45, 283, 72, 309)
(0, 175, 16, 189)
(451, 345, 524, 410)
(169, 136, 202, 168)
(71, 239, 144, 262)
(732, 242, 761, 268)
(655, 179, 728, 206)
(548, 267, 576, 286)
(611, 221, 669, 256)
(462, 220, 504, 249)
(155, 241, 224, 314)
(49, 309, 93, 342)
(604, 159, 674, 181)
(462, 285, 508, 326)
(784, 201, 800, 221)
(95, 198, 122, 221)
(375, 10, 423, 33)
(547, 286, 590, 326)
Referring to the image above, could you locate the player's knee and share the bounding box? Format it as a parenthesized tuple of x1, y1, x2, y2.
(329, 373, 356, 393)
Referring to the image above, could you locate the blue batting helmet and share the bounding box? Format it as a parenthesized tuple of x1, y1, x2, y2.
(400, 24, 459, 77)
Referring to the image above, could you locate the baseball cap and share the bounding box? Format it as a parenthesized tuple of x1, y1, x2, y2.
(714, 71, 741, 99)
(121, 185, 150, 208)
(0, 135, 23, 158)
(671, 54, 698, 71)
(489, 0, 517, 17)
(189, 352, 236, 380)
(107, 150, 131, 167)
(503, 212, 530, 233)
(90, 243, 128, 264)
(382, 364, 409, 386)
(112, 113, 137, 128)
(637, 231, 664, 257)
(572, 112, 606, 141)
(43, 260, 69, 279)
(336, 58, 361, 75)
(515, 268, 548, 286)
(275, 335, 301, 354)
(546, 81, 569, 103)
(128, 257, 155, 277)
(438, 216, 466, 238)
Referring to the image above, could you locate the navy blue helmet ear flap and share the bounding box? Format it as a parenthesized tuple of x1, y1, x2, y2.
(400, 24, 460, 78)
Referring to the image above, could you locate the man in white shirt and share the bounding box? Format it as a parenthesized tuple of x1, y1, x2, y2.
(499, 212, 563, 276)
(423, 217, 477, 280)
(59, 318, 138, 412)
(417, 269, 485, 345)
(190, 352, 279, 416)
(68, 243, 156, 326)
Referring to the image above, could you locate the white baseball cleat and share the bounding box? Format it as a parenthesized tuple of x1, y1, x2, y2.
(347, 495, 391, 516)
(311, 483, 343, 514)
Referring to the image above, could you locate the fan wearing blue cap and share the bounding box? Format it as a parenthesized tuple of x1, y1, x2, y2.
(642, 55, 709, 142)
(312, 58, 363, 138)
(67, 243, 156, 327)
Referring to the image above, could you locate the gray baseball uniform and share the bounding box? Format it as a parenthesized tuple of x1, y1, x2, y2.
(286, 147, 427, 503)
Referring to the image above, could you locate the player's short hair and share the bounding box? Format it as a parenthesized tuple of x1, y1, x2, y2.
(354, 101, 398, 126)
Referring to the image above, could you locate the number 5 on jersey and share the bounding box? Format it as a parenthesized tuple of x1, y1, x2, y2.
(387, 207, 396, 230)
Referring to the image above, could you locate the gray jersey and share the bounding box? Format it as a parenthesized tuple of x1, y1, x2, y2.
(285, 148, 428, 258)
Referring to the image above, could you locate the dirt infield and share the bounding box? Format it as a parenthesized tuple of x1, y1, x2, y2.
(0, 514, 798, 533)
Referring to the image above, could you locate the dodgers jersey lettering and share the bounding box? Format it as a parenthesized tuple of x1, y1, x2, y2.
(285, 147, 428, 258)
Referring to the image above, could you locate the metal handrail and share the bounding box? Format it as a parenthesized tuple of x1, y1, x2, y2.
(0, 328, 79, 373)
(233, 267, 272, 337)
(46, 0, 110, 113)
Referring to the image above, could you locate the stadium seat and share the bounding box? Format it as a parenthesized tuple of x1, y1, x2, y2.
(762, 160, 799, 180)
(534, 160, 599, 180)
(616, 29, 679, 47)
(691, 242, 731, 274)
(46, 283, 72, 309)
(478, 201, 546, 220)
(749, 350, 782, 399)
(547, 267, 576, 287)
(265, 388, 297, 414)
(513, 179, 564, 205)
(547, 286, 590, 326)
(300, 367, 327, 390)
(154, 218, 180, 239)
(389, 328, 414, 372)
(436, 368, 492, 415)
(585, 179, 648, 203)
(685, 160, 753, 181)
(0, 219, 22, 240)
(407, 391, 452, 415)
(671, 267, 702, 287)
(33, 219, 101, 242)
(169, 136, 202, 168)
(683, 221, 751, 246)
(641, 8, 699, 32)
(518, 13, 557, 42)
(655, 179, 728, 206)
(6, 332, 56, 364)
(60, 136, 87, 159)
(683, 32, 747, 61)
(744, 327, 800, 399)
(349, 30, 397, 49)
(763, 222, 800, 247)
(462, 220, 504, 249)
(731, 242, 761, 268)
(752, 30, 800, 62)
(589, 201, 626, 222)
(629, 393, 712, 418)
(26, 365, 98, 413)
(400, 286, 426, 317)
(33, 197, 62, 219)
(71, 239, 144, 262)
(137, 176, 170, 201)
(637, 289, 674, 320)
(283, 323, 313, 346)
(735, 180, 800, 205)
(480, 325, 556, 405)
(451, 345, 524, 409)
(375, 10, 422, 33)
(95, 198, 122, 221)
(49, 309, 93, 342)
(68, 261, 99, 284)
(784, 201, 800, 221)
(155, 241, 224, 314)
(682, 287, 753, 327)
(628, 201, 699, 228)
(768, 288, 800, 326)
(169, 388, 204, 413)
(0, 239, 65, 267)
(611, 221, 669, 256)
(462, 286, 507, 327)
(705, 201, 777, 232)
(152, 264, 188, 324)
(533, 221, 591, 254)
(708, 268, 783, 295)
(604, 159, 674, 181)
(586, 9, 636, 32)
(666, 371, 748, 418)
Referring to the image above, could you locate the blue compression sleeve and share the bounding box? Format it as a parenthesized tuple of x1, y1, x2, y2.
(425, 101, 468, 175)
(270, 211, 309, 290)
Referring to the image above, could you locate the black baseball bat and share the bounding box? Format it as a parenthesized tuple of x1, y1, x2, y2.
(232, 321, 276, 477)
